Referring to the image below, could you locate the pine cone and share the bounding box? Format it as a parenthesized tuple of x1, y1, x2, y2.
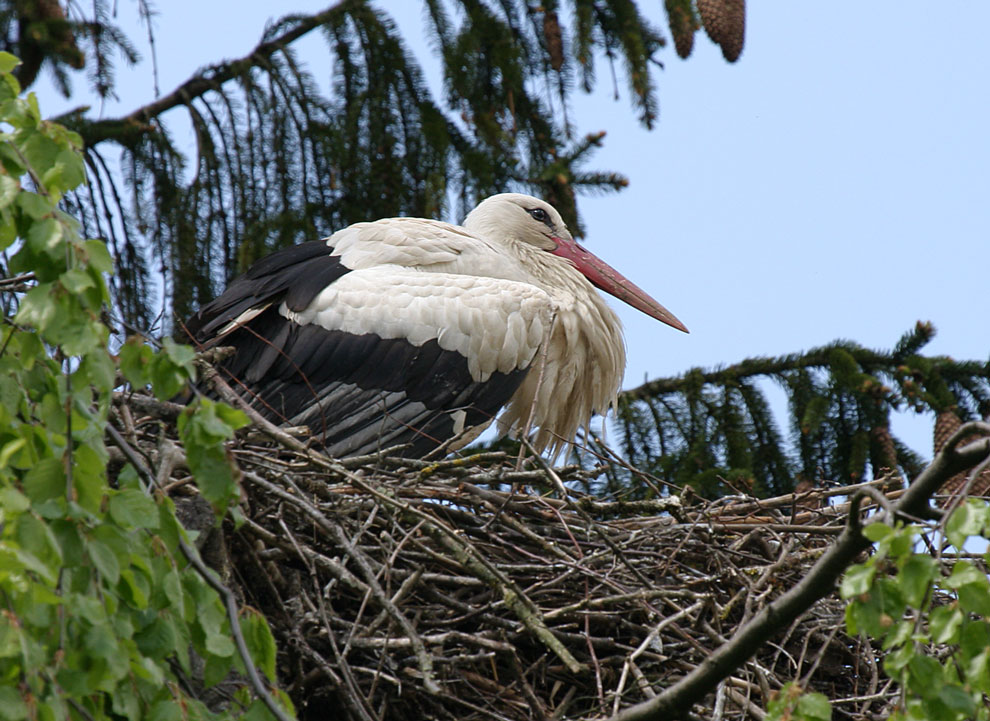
(934, 410, 990, 505)
(665, 0, 697, 59)
(696, 0, 745, 62)
(934, 408, 962, 453)
(871, 425, 902, 490)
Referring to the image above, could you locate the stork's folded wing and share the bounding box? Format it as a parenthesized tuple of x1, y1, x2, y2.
(192, 261, 554, 458)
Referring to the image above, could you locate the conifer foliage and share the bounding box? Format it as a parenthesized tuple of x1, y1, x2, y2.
(1, 0, 693, 330)
(613, 322, 990, 499)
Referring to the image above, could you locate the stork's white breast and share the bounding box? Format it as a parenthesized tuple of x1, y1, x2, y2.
(282, 267, 553, 382)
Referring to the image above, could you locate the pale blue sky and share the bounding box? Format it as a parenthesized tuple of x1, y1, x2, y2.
(37, 2, 989, 457)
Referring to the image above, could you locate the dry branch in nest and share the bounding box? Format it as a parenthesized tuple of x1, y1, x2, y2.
(108, 391, 990, 721)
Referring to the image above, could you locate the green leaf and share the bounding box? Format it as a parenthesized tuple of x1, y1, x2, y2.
(15, 510, 62, 566)
(767, 683, 831, 721)
(840, 563, 876, 599)
(0, 686, 28, 720)
(52, 147, 85, 191)
(946, 500, 989, 549)
(241, 607, 278, 681)
(956, 581, 990, 616)
(178, 400, 246, 514)
(898, 554, 937, 607)
(147, 699, 184, 721)
(22, 457, 65, 504)
(847, 577, 906, 639)
(906, 654, 943, 699)
(0, 174, 20, 211)
(108, 672, 139, 713)
(886, 527, 917, 559)
(120, 568, 150, 609)
(71, 444, 108, 514)
(81, 350, 116, 393)
(25, 93, 41, 124)
(203, 652, 233, 688)
(198, 600, 235, 658)
(965, 648, 990, 694)
(135, 616, 179, 659)
(149, 352, 189, 401)
(25, 217, 62, 255)
(243, 699, 281, 721)
(50, 520, 84, 567)
(21, 132, 59, 178)
(930, 605, 964, 644)
(185, 445, 240, 513)
(863, 522, 891, 542)
(162, 566, 185, 615)
(0, 486, 29, 512)
(0, 208, 15, 251)
(108, 489, 160, 530)
(937, 684, 977, 714)
(881, 619, 913, 651)
(59, 268, 94, 294)
(54, 667, 90, 697)
(161, 336, 197, 371)
(15, 191, 52, 220)
(83, 239, 114, 274)
(119, 336, 153, 389)
(0, 438, 26, 470)
(83, 621, 119, 658)
(0, 52, 20, 74)
(155, 496, 186, 553)
(0, 545, 56, 585)
(13, 330, 44, 370)
(14, 283, 57, 331)
(130, 653, 165, 685)
(53, 313, 105, 357)
(960, 620, 990, 660)
(0, 623, 22, 659)
(87, 536, 120, 584)
(795, 692, 832, 721)
(944, 560, 984, 589)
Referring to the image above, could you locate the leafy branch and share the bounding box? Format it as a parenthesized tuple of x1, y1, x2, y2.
(610, 423, 990, 721)
(0, 54, 289, 721)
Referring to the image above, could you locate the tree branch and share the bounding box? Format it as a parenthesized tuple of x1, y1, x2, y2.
(619, 338, 987, 401)
(67, 2, 350, 147)
(610, 423, 990, 721)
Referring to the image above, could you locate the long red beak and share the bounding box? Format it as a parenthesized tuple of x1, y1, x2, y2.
(551, 236, 689, 333)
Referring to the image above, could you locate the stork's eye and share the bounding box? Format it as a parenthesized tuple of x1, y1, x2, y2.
(527, 207, 550, 224)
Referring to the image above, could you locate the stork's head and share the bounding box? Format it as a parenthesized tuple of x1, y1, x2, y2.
(465, 193, 688, 333)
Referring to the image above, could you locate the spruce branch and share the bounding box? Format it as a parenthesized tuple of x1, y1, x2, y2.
(68, 3, 351, 147)
(616, 330, 990, 495)
(621, 337, 971, 401)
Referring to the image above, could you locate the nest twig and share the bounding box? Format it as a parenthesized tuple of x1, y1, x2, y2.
(108, 389, 988, 721)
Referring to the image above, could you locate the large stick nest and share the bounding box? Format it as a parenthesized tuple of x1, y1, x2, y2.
(112, 392, 905, 721)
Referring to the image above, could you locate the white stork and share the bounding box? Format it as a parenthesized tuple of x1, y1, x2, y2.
(185, 193, 687, 458)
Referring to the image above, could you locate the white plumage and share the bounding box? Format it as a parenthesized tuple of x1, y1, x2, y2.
(186, 193, 687, 458)
(286, 269, 549, 379)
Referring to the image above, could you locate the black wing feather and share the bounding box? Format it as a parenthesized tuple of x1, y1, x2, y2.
(184, 240, 347, 342)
